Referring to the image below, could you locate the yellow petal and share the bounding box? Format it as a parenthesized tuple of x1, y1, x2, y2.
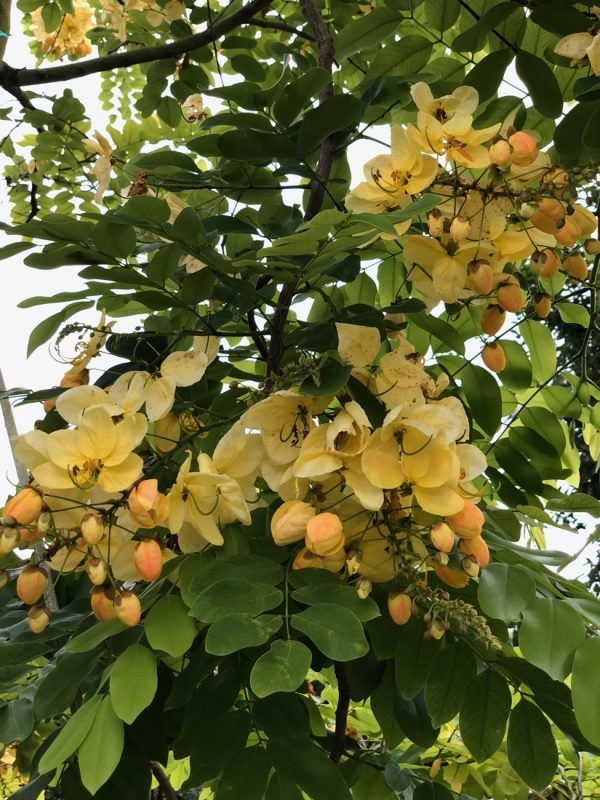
(56, 385, 113, 425)
(555, 31, 594, 61)
(98, 453, 143, 493)
(161, 349, 209, 387)
(144, 375, 176, 421)
(78, 406, 117, 461)
(361, 430, 404, 489)
(335, 323, 381, 367)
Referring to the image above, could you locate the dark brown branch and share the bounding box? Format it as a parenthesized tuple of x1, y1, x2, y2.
(149, 761, 178, 800)
(0, 0, 272, 91)
(250, 16, 314, 41)
(330, 661, 351, 764)
(247, 309, 270, 362)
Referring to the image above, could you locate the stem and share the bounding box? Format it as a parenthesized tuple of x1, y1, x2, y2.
(149, 761, 178, 800)
(329, 661, 351, 763)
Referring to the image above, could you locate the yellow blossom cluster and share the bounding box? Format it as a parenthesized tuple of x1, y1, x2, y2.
(31, 0, 94, 59)
(100, 0, 186, 41)
(346, 83, 597, 326)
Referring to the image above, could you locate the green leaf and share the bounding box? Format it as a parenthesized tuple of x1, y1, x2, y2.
(394, 690, 439, 748)
(394, 618, 441, 700)
(413, 782, 454, 800)
(499, 340, 532, 391)
(572, 637, 600, 747)
(218, 129, 296, 161)
(78, 696, 124, 795)
(273, 68, 330, 128)
(190, 579, 283, 622)
(555, 302, 591, 328)
(65, 619, 126, 654)
(215, 746, 271, 800)
(205, 614, 282, 656)
(121, 195, 171, 225)
(291, 604, 368, 661)
(92, 219, 137, 258)
(519, 598, 585, 680)
(516, 51, 563, 118)
(300, 360, 352, 397)
(268, 737, 352, 800)
(424, 641, 477, 727)
(365, 36, 433, 80)
(461, 364, 502, 436)
(459, 669, 511, 761)
(109, 645, 157, 725)
(372, 664, 405, 748)
(336, 8, 402, 61)
(250, 640, 312, 698)
(464, 50, 514, 102)
(38, 696, 102, 775)
(507, 700, 558, 791)
(546, 493, 600, 516)
(478, 563, 536, 623)
(519, 320, 556, 384)
(33, 652, 98, 720)
(0, 699, 34, 744)
(27, 300, 93, 357)
(452, 2, 517, 51)
(145, 595, 197, 657)
(291, 583, 380, 622)
(410, 311, 465, 355)
(299, 94, 361, 153)
(424, 0, 460, 32)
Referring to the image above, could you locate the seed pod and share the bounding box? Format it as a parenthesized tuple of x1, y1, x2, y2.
(114, 590, 142, 627)
(482, 342, 506, 373)
(430, 521, 455, 553)
(480, 305, 506, 336)
(387, 592, 413, 625)
(467, 260, 493, 295)
(134, 538, 163, 582)
(16, 565, 48, 605)
(28, 606, 51, 634)
(81, 512, 104, 545)
(533, 293, 552, 319)
(86, 557, 108, 586)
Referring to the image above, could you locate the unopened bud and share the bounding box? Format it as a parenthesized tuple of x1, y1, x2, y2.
(563, 253, 588, 281)
(450, 215, 471, 243)
(461, 554, 480, 578)
(429, 619, 446, 640)
(584, 238, 600, 255)
(81, 513, 104, 545)
(480, 305, 506, 336)
(16, 565, 48, 605)
(533, 292, 552, 319)
(482, 342, 506, 373)
(114, 590, 142, 627)
(28, 605, 51, 634)
(427, 208, 444, 238)
(430, 521, 454, 553)
(467, 260, 493, 295)
(489, 138, 512, 168)
(0, 529, 20, 554)
(37, 512, 52, 535)
(497, 282, 524, 313)
(134, 538, 163, 582)
(86, 557, 108, 586)
(387, 592, 413, 625)
(356, 579, 372, 600)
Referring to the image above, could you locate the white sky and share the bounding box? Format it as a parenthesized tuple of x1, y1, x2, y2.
(0, 14, 595, 580)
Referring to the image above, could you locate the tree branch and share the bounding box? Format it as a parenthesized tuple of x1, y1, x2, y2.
(0, 0, 272, 91)
(250, 16, 314, 41)
(0, 0, 11, 61)
(330, 661, 351, 764)
(149, 761, 178, 800)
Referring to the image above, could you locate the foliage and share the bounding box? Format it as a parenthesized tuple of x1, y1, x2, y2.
(1, 0, 600, 798)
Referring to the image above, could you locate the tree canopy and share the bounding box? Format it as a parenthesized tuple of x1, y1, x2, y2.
(1, 0, 600, 797)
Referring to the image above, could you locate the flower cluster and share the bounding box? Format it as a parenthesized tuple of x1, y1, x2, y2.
(31, 0, 94, 59)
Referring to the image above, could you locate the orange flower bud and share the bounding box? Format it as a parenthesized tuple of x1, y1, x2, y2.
(270, 500, 316, 546)
(482, 342, 506, 373)
(536, 197, 564, 222)
(497, 282, 524, 313)
(128, 480, 169, 529)
(508, 131, 538, 166)
(16, 565, 48, 605)
(86, 557, 108, 586)
(445, 502, 485, 540)
(584, 238, 600, 255)
(114, 590, 141, 627)
(305, 512, 345, 556)
(433, 564, 469, 589)
(459, 535, 490, 567)
(467, 260, 493, 295)
(292, 546, 346, 573)
(533, 292, 552, 319)
(532, 248, 559, 279)
(387, 592, 413, 625)
(81, 512, 104, 545)
(430, 522, 454, 553)
(90, 586, 118, 622)
(480, 305, 506, 336)
(4, 488, 43, 526)
(489, 138, 512, 168)
(28, 606, 51, 634)
(134, 538, 163, 582)
(563, 253, 588, 280)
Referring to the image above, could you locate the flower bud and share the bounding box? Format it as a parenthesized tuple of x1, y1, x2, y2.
(305, 512, 345, 556)
(584, 238, 600, 255)
(508, 131, 538, 166)
(427, 208, 444, 238)
(292, 546, 346, 573)
(563, 253, 588, 280)
(86, 557, 107, 586)
(533, 292, 552, 319)
(467, 260, 493, 295)
(134, 538, 163, 582)
(90, 586, 118, 622)
(16, 565, 48, 605)
(28, 606, 50, 634)
(433, 564, 469, 589)
(356, 578, 372, 599)
(450, 215, 471, 243)
(532, 248, 559, 279)
(3, 488, 43, 526)
(429, 619, 446, 640)
(128, 480, 169, 529)
(489, 138, 512, 168)
(271, 500, 316, 546)
(497, 282, 524, 313)
(480, 305, 506, 336)
(459, 535, 490, 567)
(0, 528, 20, 554)
(430, 522, 454, 553)
(445, 502, 485, 540)
(114, 590, 142, 627)
(434, 551, 449, 566)
(482, 342, 506, 373)
(81, 512, 104, 545)
(36, 512, 52, 535)
(461, 554, 480, 578)
(387, 592, 413, 625)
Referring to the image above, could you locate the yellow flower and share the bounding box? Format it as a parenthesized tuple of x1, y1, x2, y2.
(32, 0, 94, 58)
(167, 453, 229, 546)
(410, 113, 500, 169)
(373, 348, 436, 410)
(335, 323, 381, 367)
(32, 406, 147, 493)
(64, 311, 114, 376)
(410, 83, 479, 121)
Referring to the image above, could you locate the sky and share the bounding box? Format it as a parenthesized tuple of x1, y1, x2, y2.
(0, 9, 595, 581)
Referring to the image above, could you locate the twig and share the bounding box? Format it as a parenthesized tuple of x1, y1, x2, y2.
(0, 0, 272, 91)
(250, 16, 314, 41)
(149, 761, 178, 800)
(329, 661, 351, 764)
